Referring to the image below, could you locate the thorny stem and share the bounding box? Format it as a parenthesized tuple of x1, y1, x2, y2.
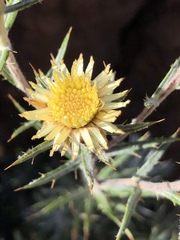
(95, 178, 180, 193)
(0, 0, 31, 95)
(6, 51, 30, 95)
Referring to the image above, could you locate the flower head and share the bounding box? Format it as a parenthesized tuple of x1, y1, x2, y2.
(20, 54, 130, 160)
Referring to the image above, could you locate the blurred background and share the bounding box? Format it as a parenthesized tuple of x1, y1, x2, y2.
(0, 0, 180, 239)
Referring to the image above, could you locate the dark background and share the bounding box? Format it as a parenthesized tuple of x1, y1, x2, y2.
(0, 0, 180, 239)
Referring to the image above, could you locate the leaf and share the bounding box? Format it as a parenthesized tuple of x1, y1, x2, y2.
(150, 57, 180, 98)
(15, 157, 81, 190)
(159, 192, 180, 206)
(5, 140, 53, 169)
(93, 188, 121, 226)
(81, 145, 94, 192)
(136, 128, 180, 179)
(46, 27, 72, 77)
(115, 187, 141, 240)
(5, 0, 20, 32)
(0, 49, 9, 72)
(93, 187, 134, 240)
(5, 0, 43, 16)
(98, 136, 179, 181)
(117, 119, 164, 133)
(8, 120, 40, 141)
(29, 187, 87, 219)
(8, 94, 26, 113)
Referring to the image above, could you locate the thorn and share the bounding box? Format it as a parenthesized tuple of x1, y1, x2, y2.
(38, 172, 45, 177)
(74, 170, 78, 180)
(51, 179, 56, 189)
(14, 186, 24, 192)
(7, 135, 13, 142)
(132, 152, 142, 159)
(4, 161, 17, 170)
(31, 157, 35, 165)
(89, 183, 93, 194)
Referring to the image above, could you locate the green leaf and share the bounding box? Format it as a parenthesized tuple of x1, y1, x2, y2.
(15, 157, 81, 190)
(46, 27, 72, 77)
(8, 120, 39, 142)
(8, 94, 26, 113)
(5, 0, 20, 32)
(159, 192, 180, 206)
(115, 187, 141, 240)
(118, 119, 164, 133)
(151, 57, 180, 98)
(94, 187, 134, 240)
(0, 49, 9, 72)
(93, 188, 121, 226)
(5, 140, 53, 169)
(5, 0, 44, 15)
(98, 136, 179, 181)
(29, 187, 87, 218)
(81, 145, 94, 191)
(136, 129, 180, 179)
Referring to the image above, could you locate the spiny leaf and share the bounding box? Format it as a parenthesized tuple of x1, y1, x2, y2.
(5, 140, 53, 169)
(115, 187, 141, 240)
(15, 157, 81, 190)
(28, 187, 87, 219)
(81, 145, 94, 192)
(108, 136, 179, 158)
(93, 188, 121, 226)
(8, 94, 25, 113)
(117, 119, 164, 133)
(98, 136, 179, 181)
(5, 0, 20, 32)
(159, 192, 180, 206)
(0, 49, 9, 72)
(93, 187, 134, 240)
(8, 120, 40, 142)
(46, 27, 72, 77)
(136, 128, 180, 179)
(150, 57, 180, 98)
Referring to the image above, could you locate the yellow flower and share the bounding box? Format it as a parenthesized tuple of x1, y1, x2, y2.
(20, 54, 130, 160)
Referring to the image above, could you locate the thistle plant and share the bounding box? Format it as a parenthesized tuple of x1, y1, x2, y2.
(1, 1, 180, 240)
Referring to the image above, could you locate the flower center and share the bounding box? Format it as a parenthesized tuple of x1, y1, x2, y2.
(48, 74, 100, 128)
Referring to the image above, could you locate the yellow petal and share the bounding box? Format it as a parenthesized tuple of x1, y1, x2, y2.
(98, 79, 123, 97)
(95, 110, 121, 122)
(59, 61, 70, 76)
(32, 122, 55, 139)
(20, 108, 49, 120)
(93, 118, 124, 134)
(93, 65, 111, 89)
(88, 124, 108, 149)
(71, 130, 81, 160)
(71, 54, 84, 78)
(45, 124, 65, 140)
(29, 81, 50, 95)
(61, 138, 71, 157)
(85, 56, 94, 79)
(80, 127, 94, 152)
(24, 98, 47, 108)
(54, 127, 72, 145)
(50, 144, 61, 156)
(103, 100, 130, 110)
(101, 91, 128, 103)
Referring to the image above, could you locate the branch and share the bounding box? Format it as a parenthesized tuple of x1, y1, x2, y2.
(95, 178, 180, 193)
